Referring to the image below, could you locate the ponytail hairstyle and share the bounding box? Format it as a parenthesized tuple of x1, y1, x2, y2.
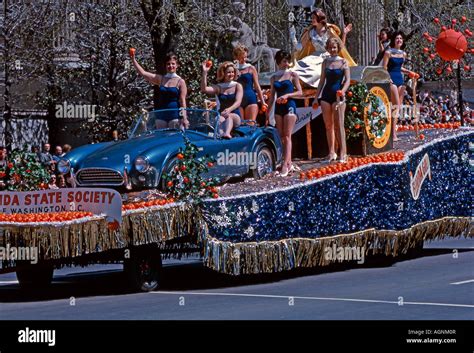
(311, 8, 327, 26)
(233, 45, 249, 60)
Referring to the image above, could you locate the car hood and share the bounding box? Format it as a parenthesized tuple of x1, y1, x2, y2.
(76, 130, 185, 170)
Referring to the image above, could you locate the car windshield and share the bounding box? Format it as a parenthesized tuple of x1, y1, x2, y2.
(129, 108, 220, 138)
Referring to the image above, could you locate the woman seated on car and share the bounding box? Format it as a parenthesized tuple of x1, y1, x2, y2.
(201, 61, 243, 139)
(131, 50, 189, 129)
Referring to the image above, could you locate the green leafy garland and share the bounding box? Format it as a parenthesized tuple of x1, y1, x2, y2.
(344, 82, 389, 142)
(0, 149, 51, 191)
(162, 135, 220, 202)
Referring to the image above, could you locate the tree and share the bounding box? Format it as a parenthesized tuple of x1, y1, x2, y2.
(23, 0, 155, 143)
(69, 0, 154, 142)
(1, 0, 58, 150)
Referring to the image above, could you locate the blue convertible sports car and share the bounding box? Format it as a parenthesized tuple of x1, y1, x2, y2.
(58, 109, 283, 191)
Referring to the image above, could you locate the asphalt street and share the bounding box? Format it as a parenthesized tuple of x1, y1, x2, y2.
(0, 237, 473, 320)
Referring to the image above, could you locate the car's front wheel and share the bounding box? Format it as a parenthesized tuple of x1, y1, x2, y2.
(252, 144, 275, 179)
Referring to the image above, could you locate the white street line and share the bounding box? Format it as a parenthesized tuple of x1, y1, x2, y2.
(152, 291, 474, 309)
(0, 280, 71, 285)
(450, 279, 474, 285)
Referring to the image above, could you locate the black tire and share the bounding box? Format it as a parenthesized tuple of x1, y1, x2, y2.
(251, 144, 275, 179)
(124, 247, 162, 292)
(16, 261, 54, 288)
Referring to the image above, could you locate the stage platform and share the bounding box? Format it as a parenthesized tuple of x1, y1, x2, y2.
(1, 128, 472, 275)
(200, 128, 473, 274)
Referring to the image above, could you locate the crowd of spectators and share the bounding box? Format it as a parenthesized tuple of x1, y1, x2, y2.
(0, 143, 72, 190)
(398, 89, 473, 126)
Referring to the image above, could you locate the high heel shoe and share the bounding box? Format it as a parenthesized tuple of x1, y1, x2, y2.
(289, 164, 301, 173)
(326, 153, 337, 163)
(338, 155, 348, 163)
(279, 166, 289, 177)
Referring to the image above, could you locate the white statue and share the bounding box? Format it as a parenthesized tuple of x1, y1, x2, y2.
(218, 1, 277, 72)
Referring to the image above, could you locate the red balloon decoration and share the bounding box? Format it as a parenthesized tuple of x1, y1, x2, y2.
(435, 29, 468, 60)
(423, 17, 471, 77)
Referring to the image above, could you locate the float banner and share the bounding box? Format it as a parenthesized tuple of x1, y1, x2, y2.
(0, 188, 122, 223)
(268, 105, 321, 134)
(292, 106, 321, 134)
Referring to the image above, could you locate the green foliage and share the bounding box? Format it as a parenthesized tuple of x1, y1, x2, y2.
(161, 135, 219, 202)
(173, 18, 218, 108)
(344, 83, 388, 142)
(0, 149, 51, 191)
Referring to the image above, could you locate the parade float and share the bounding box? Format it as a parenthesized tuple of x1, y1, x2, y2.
(0, 109, 471, 291)
(0, 18, 472, 292)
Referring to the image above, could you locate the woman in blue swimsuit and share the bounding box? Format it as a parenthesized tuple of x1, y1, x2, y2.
(233, 45, 267, 123)
(383, 31, 409, 141)
(266, 50, 303, 177)
(201, 61, 243, 139)
(131, 51, 189, 129)
(314, 38, 351, 163)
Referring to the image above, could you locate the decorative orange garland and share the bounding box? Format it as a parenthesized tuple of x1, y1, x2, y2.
(300, 152, 405, 180)
(122, 197, 176, 210)
(0, 211, 93, 223)
(396, 121, 461, 131)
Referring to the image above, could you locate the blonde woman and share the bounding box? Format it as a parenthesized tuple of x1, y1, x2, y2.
(201, 61, 243, 139)
(233, 45, 267, 122)
(314, 38, 351, 163)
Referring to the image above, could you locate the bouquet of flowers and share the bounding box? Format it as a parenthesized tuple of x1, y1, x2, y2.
(161, 135, 220, 202)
